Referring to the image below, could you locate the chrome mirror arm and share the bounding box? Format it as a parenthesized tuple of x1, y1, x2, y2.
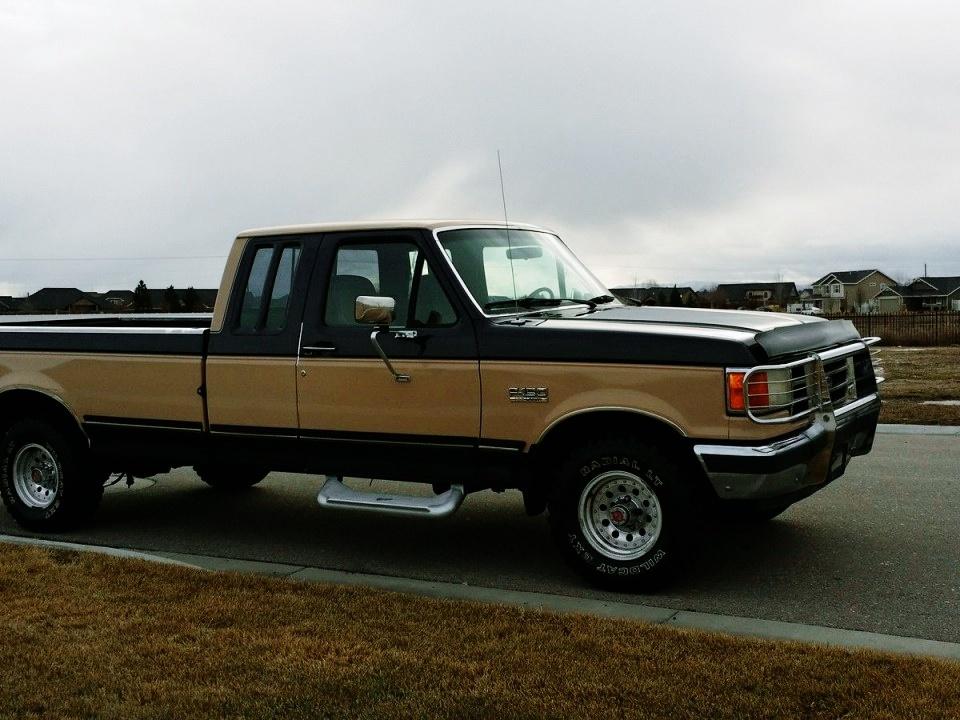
(370, 329, 410, 383)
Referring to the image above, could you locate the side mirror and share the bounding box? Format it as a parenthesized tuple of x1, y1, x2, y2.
(355, 295, 395, 326)
(355, 295, 410, 384)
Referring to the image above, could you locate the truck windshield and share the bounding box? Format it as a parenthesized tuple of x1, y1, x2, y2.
(437, 228, 611, 315)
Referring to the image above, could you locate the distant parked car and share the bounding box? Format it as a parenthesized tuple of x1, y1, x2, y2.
(798, 307, 825, 316)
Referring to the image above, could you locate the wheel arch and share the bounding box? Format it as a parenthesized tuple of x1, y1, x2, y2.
(0, 387, 89, 448)
(524, 408, 712, 514)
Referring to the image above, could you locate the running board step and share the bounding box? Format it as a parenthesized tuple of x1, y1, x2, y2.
(316, 477, 465, 518)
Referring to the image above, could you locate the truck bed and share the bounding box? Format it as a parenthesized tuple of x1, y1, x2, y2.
(0, 314, 211, 354)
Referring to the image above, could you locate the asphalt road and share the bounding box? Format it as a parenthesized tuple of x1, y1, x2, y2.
(2, 433, 958, 642)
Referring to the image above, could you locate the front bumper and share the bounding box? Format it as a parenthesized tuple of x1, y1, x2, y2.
(693, 393, 881, 502)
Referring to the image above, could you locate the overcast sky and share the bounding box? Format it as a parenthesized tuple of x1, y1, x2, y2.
(2, 1, 959, 297)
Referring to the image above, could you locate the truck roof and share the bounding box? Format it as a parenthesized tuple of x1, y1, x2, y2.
(237, 219, 552, 238)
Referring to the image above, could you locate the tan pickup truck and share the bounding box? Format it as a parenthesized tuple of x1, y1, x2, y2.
(0, 221, 882, 588)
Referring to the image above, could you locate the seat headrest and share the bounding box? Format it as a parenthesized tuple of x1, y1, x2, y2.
(328, 274, 377, 325)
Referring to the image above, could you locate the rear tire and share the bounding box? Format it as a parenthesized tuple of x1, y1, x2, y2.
(194, 465, 268, 490)
(0, 418, 103, 530)
(547, 435, 700, 591)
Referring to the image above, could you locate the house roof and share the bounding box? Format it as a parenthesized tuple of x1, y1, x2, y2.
(921, 276, 960, 295)
(9, 287, 220, 313)
(143, 288, 219, 309)
(609, 285, 696, 301)
(875, 276, 960, 298)
(811, 269, 887, 286)
(0, 296, 23, 312)
(23, 287, 90, 311)
(100, 290, 136, 300)
(714, 282, 798, 304)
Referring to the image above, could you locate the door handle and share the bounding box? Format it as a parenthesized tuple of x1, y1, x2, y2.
(301, 344, 337, 357)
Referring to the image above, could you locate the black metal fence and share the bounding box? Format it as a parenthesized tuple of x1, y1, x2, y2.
(834, 312, 960, 346)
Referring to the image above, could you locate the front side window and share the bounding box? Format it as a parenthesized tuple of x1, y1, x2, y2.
(324, 241, 457, 328)
(437, 228, 608, 315)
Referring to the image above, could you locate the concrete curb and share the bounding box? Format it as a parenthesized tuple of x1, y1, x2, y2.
(0, 534, 203, 569)
(876, 423, 960, 436)
(4, 535, 957, 662)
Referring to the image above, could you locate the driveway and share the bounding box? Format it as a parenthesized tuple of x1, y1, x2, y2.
(2, 432, 958, 642)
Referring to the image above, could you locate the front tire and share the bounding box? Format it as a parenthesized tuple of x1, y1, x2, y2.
(0, 418, 103, 530)
(547, 436, 700, 590)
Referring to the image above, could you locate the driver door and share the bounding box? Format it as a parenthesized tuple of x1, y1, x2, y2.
(296, 230, 481, 481)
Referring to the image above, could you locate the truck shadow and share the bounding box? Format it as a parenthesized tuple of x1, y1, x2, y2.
(0, 470, 868, 607)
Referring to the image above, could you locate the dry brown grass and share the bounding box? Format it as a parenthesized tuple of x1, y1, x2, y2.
(1, 545, 959, 720)
(877, 346, 960, 425)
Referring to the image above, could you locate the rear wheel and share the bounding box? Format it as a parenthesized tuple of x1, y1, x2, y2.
(194, 464, 268, 490)
(547, 436, 700, 590)
(0, 418, 103, 530)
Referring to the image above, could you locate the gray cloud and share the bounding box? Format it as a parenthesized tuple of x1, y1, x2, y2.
(2, 0, 959, 296)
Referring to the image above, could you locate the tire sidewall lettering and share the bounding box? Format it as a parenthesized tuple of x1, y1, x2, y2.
(568, 453, 672, 575)
(580, 455, 663, 487)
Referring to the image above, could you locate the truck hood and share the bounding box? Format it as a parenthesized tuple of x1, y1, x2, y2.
(480, 305, 862, 366)
(587, 305, 820, 333)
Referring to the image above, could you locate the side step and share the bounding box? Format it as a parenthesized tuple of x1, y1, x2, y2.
(316, 477, 465, 518)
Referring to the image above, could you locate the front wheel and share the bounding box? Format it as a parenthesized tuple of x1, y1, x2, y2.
(547, 436, 700, 590)
(0, 418, 103, 530)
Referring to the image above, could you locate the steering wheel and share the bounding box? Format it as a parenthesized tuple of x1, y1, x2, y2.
(527, 286, 555, 300)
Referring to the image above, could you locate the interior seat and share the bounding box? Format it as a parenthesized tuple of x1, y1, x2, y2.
(414, 273, 456, 326)
(327, 274, 377, 326)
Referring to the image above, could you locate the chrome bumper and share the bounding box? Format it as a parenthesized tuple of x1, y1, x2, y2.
(693, 392, 881, 501)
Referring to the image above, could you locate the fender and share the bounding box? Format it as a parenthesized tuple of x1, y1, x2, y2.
(0, 385, 89, 446)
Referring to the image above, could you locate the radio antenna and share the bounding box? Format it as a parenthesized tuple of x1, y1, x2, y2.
(497, 150, 520, 314)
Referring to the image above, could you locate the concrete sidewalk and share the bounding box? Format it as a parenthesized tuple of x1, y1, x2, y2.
(877, 423, 960, 435)
(4, 533, 959, 663)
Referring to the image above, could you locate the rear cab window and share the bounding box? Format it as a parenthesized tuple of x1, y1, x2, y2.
(235, 242, 302, 334)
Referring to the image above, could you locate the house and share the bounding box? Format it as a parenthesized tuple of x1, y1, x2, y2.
(872, 276, 960, 312)
(609, 285, 698, 306)
(712, 282, 798, 310)
(6, 287, 219, 315)
(21, 288, 100, 314)
(190, 289, 219, 311)
(143, 288, 218, 312)
(0, 296, 24, 314)
(810, 270, 896, 314)
(91, 290, 136, 311)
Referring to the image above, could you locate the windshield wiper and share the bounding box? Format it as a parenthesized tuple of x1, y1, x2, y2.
(484, 295, 613, 312)
(588, 294, 617, 305)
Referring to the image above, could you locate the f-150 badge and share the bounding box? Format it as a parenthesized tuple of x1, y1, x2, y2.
(508, 386, 549, 403)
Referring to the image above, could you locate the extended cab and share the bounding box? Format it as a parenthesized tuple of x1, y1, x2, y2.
(0, 221, 882, 588)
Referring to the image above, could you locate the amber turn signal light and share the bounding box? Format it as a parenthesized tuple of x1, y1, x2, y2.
(726, 370, 769, 414)
(726, 371, 745, 412)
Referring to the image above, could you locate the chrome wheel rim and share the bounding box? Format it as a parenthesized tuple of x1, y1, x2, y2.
(578, 470, 662, 560)
(13, 443, 60, 509)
